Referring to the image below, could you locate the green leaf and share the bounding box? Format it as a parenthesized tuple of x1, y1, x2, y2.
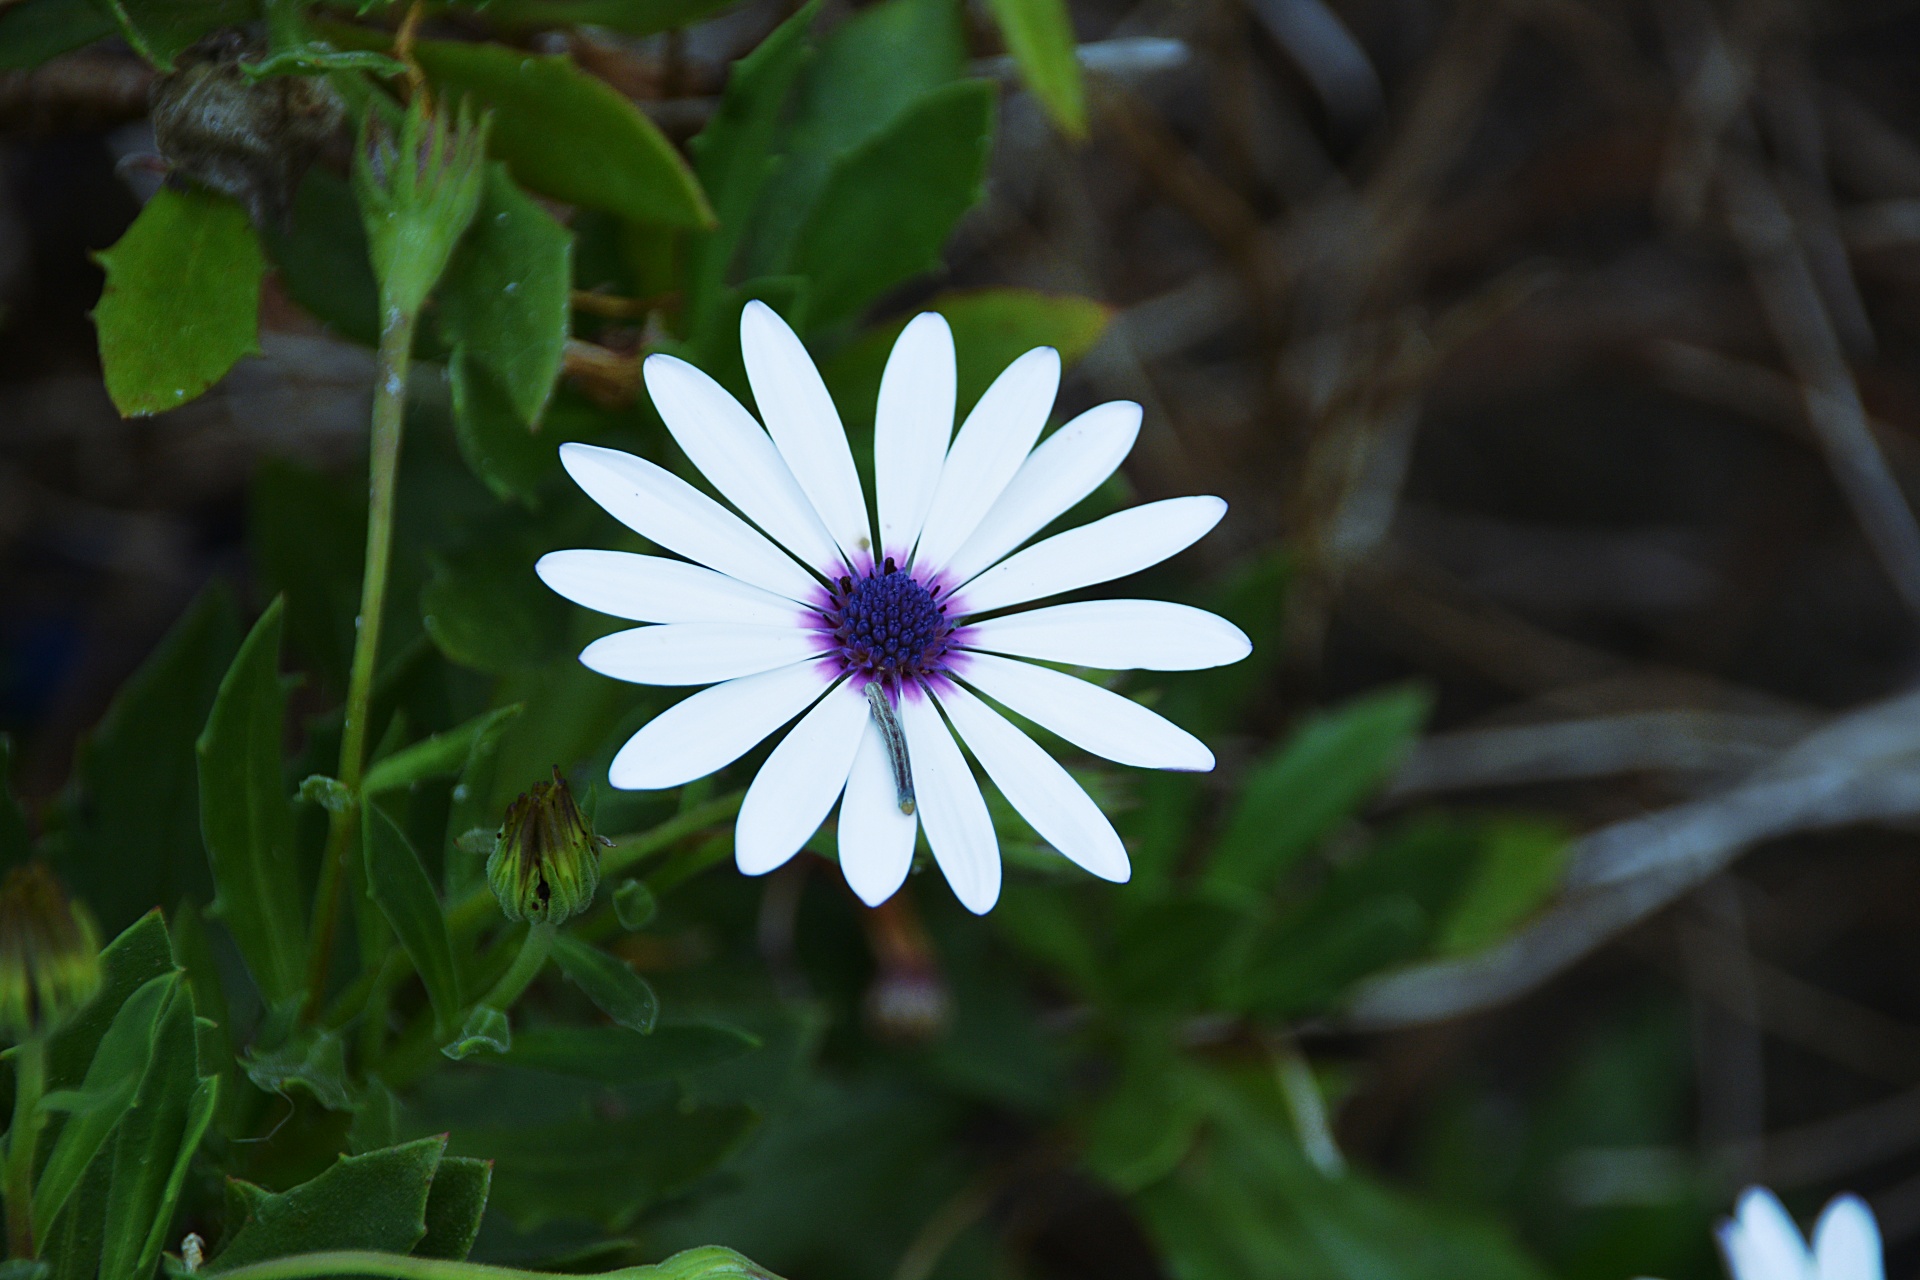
(94, 185, 264, 415)
(1203, 685, 1431, 902)
(99, 986, 219, 1280)
(195, 597, 307, 1005)
(450, 347, 557, 505)
(53, 582, 240, 933)
(684, 1, 816, 336)
(1222, 895, 1428, 1018)
(421, 544, 568, 675)
(415, 40, 713, 228)
(503, 1022, 758, 1081)
(32, 974, 176, 1238)
(439, 163, 571, 426)
(41, 1157, 109, 1280)
(1433, 819, 1569, 957)
(1082, 1037, 1209, 1193)
(206, 1136, 446, 1269)
(742, 0, 964, 277)
(473, 0, 734, 36)
(242, 1025, 356, 1111)
(451, 1100, 756, 1230)
(822, 287, 1110, 426)
(241, 43, 407, 79)
(261, 169, 380, 346)
(787, 79, 994, 329)
(46, 912, 174, 1090)
(363, 706, 524, 797)
(0, 0, 115, 72)
(985, 0, 1086, 137)
(612, 878, 657, 931)
(549, 932, 658, 1032)
(106, 0, 252, 69)
(442, 1004, 511, 1059)
(364, 804, 462, 1035)
(417, 1155, 492, 1260)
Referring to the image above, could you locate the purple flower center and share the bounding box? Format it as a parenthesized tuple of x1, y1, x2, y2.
(820, 559, 954, 688)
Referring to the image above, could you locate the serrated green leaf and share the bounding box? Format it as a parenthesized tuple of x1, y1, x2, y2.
(787, 79, 994, 328)
(0, 0, 115, 72)
(53, 582, 240, 933)
(99, 986, 218, 1280)
(106, 0, 253, 69)
(684, 1, 816, 336)
(439, 163, 570, 427)
(363, 705, 523, 797)
(549, 932, 658, 1032)
(415, 40, 712, 227)
(205, 1136, 445, 1269)
(417, 1155, 492, 1260)
(31, 973, 175, 1237)
(985, 0, 1086, 137)
(195, 598, 307, 1004)
(94, 186, 264, 415)
(364, 804, 462, 1036)
(1203, 684, 1431, 902)
(502, 1022, 757, 1082)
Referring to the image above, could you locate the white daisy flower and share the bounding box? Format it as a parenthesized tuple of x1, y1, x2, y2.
(1713, 1188, 1883, 1280)
(537, 301, 1249, 914)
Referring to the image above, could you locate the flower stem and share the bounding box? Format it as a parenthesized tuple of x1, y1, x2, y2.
(480, 921, 554, 1011)
(202, 1245, 779, 1280)
(4, 1036, 47, 1256)
(304, 305, 417, 1018)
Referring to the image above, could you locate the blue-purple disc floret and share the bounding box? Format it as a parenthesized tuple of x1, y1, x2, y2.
(815, 557, 957, 693)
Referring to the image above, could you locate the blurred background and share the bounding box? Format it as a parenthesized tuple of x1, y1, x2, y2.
(8, 0, 1920, 1276)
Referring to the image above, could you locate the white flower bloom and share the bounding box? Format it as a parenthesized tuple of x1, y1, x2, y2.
(1712, 1188, 1883, 1280)
(538, 301, 1249, 913)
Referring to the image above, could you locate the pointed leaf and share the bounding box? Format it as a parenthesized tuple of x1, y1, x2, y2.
(47, 912, 174, 1090)
(205, 1136, 445, 1269)
(362, 705, 524, 796)
(195, 598, 307, 1004)
(364, 804, 462, 1036)
(549, 932, 658, 1033)
(94, 186, 264, 416)
(984, 0, 1086, 137)
(417, 1155, 492, 1260)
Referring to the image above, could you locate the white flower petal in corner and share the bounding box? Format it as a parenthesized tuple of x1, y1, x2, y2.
(558, 443, 818, 601)
(935, 682, 1128, 883)
(741, 301, 873, 563)
(535, 551, 805, 627)
(956, 496, 1226, 615)
(959, 652, 1214, 771)
(580, 624, 821, 686)
(963, 600, 1252, 671)
(735, 681, 869, 876)
(609, 660, 832, 790)
(875, 312, 956, 559)
(838, 720, 919, 906)
(899, 693, 1000, 914)
(643, 353, 843, 574)
(913, 346, 1060, 571)
(1812, 1196, 1883, 1280)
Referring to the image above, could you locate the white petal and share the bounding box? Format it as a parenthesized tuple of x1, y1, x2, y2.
(560, 443, 818, 601)
(580, 624, 822, 686)
(837, 719, 919, 906)
(735, 681, 869, 875)
(537, 551, 805, 626)
(644, 354, 843, 574)
(959, 652, 1214, 770)
(955, 496, 1226, 615)
(875, 313, 956, 560)
(943, 400, 1141, 584)
(1812, 1196, 1882, 1280)
(899, 692, 1000, 914)
(912, 347, 1060, 573)
(739, 301, 873, 564)
(962, 600, 1252, 671)
(1719, 1188, 1814, 1280)
(934, 683, 1128, 883)
(608, 659, 833, 790)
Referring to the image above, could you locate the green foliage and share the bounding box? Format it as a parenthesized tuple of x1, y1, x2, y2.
(106, 0, 251, 69)
(0, 0, 112, 71)
(549, 932, 658, 1032)
(365, 805, 463, 1036)
(93, 186, 263, 417)
(207, 1136, 446, 1266)
(985, 0, 1087, 137)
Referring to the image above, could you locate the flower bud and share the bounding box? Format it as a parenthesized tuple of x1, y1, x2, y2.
(0, 863, 102, 1042)
(486, 769, 607, 925)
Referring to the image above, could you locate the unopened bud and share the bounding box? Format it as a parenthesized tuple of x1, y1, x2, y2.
(0, 863, 102, 1042)
(486, 768, 607, 925)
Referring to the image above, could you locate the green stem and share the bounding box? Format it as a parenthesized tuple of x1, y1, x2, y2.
(480, 921, 554, 1011)
(205, 1245, 778, 1280)
(304, 305, 418, 1018)
(4, 1037, 47, 1257)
